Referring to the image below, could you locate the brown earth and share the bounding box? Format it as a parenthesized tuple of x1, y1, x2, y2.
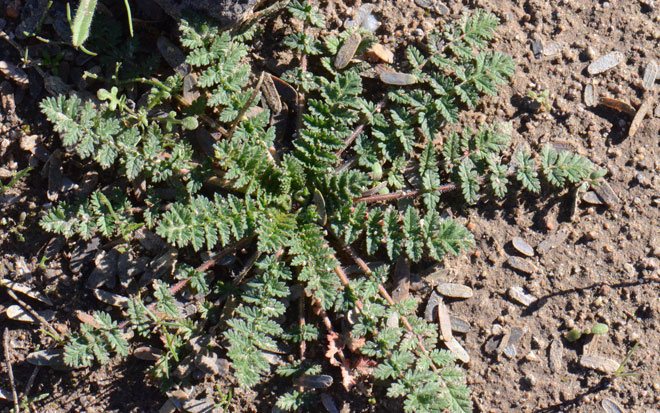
(1, 0, 660, 412)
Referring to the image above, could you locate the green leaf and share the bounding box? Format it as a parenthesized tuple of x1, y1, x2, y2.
(71, 0, 98, 47)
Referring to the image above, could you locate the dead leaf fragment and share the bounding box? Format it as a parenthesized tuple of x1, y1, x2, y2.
(335, 32, 361, 69)
(0, 60, 29, 86)
(642, 60, 657, 90)
(628, 97, 653, 137)
(445, 338, 470, 363)
(583, 83, 597, 107)
(436, 282, 473, 298)
(380, 71, 417, 85)
(0, 279, 52, 306)
(134, 346, 162, 361)
(366, 43, 394, 63)
(437, 298, 453, 341)
(580, 354, 619, 374)
(587, 51, 624, 75)
(599, 97, 636, 116)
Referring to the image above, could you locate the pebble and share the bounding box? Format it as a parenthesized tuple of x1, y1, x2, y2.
(436, 282, 473, 298)
(512, 237, 535, 257)
(643, 60, 658, 90)
(295, 374, 333, 389)
(588, 51, 624, 75)
(582, 191, 604, 205)
(321, 394, 339, 413)
(380, 71, 417, 85)
(335, 32, 361, 69)
(450, 316, 471, 334)
(26, 349, 67, 368)
(508, 286, 537, 306)
(628, 97, 653, 137)
(579, 354, 619, 374)
(593, 181, 620, 208)
(437, 298, 453, 341)
(508, 257, 538, 274)
(542, 42, 563, 57)
(583, 83, 597, 107)
(133, 346, 162, 361)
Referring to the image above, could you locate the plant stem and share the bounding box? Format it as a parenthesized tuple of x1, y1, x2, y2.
(354, 183, 456, 204)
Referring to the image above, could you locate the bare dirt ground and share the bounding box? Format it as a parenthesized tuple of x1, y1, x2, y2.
(1, 0, 659, 412)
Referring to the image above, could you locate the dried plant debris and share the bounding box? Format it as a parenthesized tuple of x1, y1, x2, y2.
(261, 72, 282, 113)
(579, 354, 619, 374)
(508, 257, 538, 274)
(0, 60, 29, 86)
(587, 51, 624, 75)
(601, 398, 624, 413)
(380, 71, 417, 85)
(335, 32, 362, 69)
(436, 282, 473, 298)
(592, 181, 620, 208)
(445, 338, 470, 363)
(583, 83, 597, 107)
(0, 279, 52, 306)
(642, 60, 658, 90)
(508, 286, 537, 306)
(599, 97, 636, 116)
(511, 237, 534, 257)
(628, 97, 653, 137)
(537, 229, 570, 254)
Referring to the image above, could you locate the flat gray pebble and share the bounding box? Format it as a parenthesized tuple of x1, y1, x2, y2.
(512, 237, 535, 257)
(588, 51, 624, 75)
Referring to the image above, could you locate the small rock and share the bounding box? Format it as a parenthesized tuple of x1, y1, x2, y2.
(548, 339, 563, 373)
(542, 42, 562, 57)
(629, 97, 653, 137)
(643, 60, 658, 90)
(593, 181, 619, 208)
(182, 398, 215, 413)
(582, 191, 604, 205)
(512, 237, 535, 257)
(524, 372, 537, 386)
(508, 286, 537, 306)
(525, 350, 539, 362)
(449, 316, 471, 334)
(508, 257, 538, 274)
(538, 229, 569, 255)
(579, 354, 619, 374)
(588, 51, 624, 75)
(380, 72, 417, 85)
(531, 40, 543, 57)
(436, 282, 473, 298)
(583, 83, 597, 107)
(26, 349, 69, 370)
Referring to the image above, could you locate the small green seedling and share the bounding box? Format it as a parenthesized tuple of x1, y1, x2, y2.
(615, 342, 640, 379)
(68, 0, 133, 55)
(1, 166, 33, 193)
(566, 322, 609, 342)
(526, 89, 552, 112)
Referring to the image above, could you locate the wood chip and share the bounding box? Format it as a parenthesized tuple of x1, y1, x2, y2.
(587, 51, 624, 75)
(261, 72, 282, 114)
(582, 191, 604, 205)
(538, 229, 569, 254)
(0, 60, 29, 86)
(512, 237, 535, 257)
(583, 83, 597, 107)
(628, 97, 653, 137)
(508, 286, 537, 306)
(366, 43, 394, 63)
(642, 60, 658, 90)
(335, 32, 361, 69)
(601, 398, 624, 413)
(437, 298, 453, 342)
(592, 181, 619, 208)
(579, 354, 619, 374)
(436, 282, 473, 298)
(380, 71, 417, 85)
(599, 97, 636, 116)
(507, 257, 538, 274)
(0, 279, 52, 306)
(134, 346, 162, 361)
(445, 338, 469, 363)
